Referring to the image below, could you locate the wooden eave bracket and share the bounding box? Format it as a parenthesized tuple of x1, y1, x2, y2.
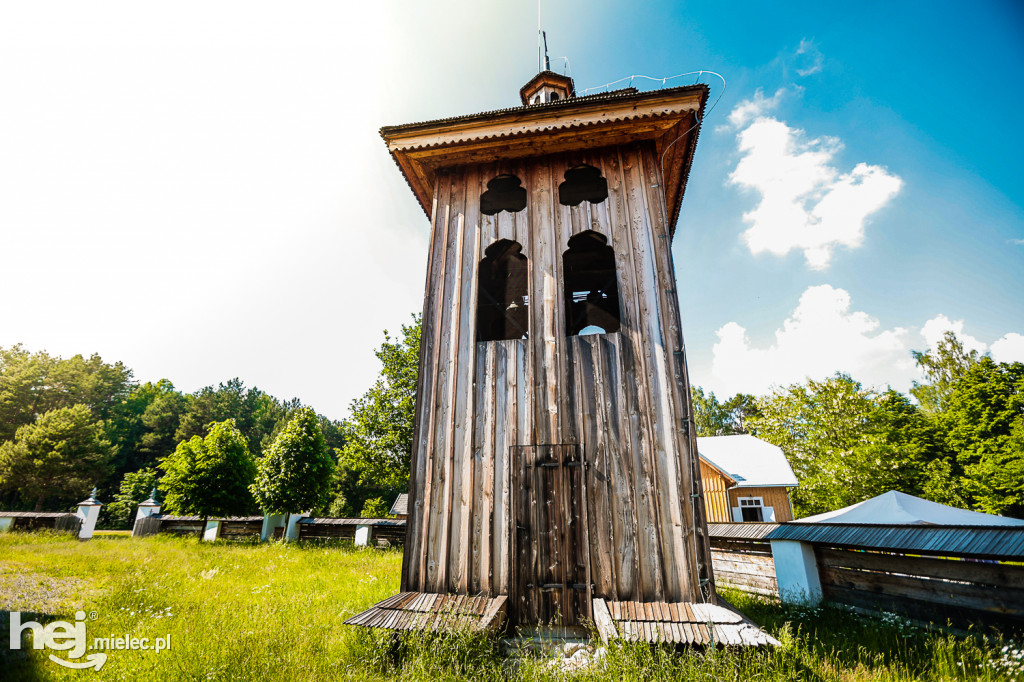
(383, 94, 705, 219)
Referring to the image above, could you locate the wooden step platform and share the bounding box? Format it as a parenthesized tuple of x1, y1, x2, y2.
(592, 598, 779, 647)
(344, 592, 508, 633)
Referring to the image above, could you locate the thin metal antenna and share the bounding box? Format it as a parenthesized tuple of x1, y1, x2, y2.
(537, 0, 542, 72)
(542, 31, 550, 71)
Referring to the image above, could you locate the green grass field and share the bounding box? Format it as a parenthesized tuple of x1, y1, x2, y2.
(1, 532, 1020, 681)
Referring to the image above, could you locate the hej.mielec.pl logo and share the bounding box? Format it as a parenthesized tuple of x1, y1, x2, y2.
(9, 610, 171, 671)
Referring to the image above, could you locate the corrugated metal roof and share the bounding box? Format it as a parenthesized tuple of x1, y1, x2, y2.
(707, 522, 779, 540)
(766, 523, 1024, 560)
(379, 86, 647, 135)
(697, 435, 798, 487)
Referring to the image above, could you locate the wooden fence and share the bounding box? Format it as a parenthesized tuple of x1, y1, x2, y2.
(131, 515, 263, 539)
(816, 546, 1024, 630)
(0, 512, 82, 535)
(707, 523, 779, 597)
(299, 518, 407, 545)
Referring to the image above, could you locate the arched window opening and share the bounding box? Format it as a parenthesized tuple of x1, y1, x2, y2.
(477, 240, 529, 342)
(549, 91, 560, 101)
(480, 174, 527, 216)
(563, 231, 620, 336)
(558, 164, 608, 207)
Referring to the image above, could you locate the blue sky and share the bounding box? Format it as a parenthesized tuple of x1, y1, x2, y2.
(1, 1, 1021, 418)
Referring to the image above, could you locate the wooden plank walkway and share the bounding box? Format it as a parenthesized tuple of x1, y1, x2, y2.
(592, 598, 778, 647)
(344, 592, 508, 633)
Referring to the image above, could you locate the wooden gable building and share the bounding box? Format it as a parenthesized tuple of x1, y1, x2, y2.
(347, 71, 776, 645)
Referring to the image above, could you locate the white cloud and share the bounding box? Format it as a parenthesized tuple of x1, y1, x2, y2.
(991, 333, 1024, 363)
(726, 96, 902, 269)
(710, 285, 913, 396)
(725, 87, 789, 129)
(795, 39, 824, 77)
(706, 294, 1024, 398)
(919, 314, 989, 355)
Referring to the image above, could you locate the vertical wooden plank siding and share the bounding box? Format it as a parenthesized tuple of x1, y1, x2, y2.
(699, 462, 732, 523)
(727, 488, 795, 522)
(402, 141, 705, 614)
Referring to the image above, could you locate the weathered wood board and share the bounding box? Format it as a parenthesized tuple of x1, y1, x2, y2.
(401, 142, 713, 625)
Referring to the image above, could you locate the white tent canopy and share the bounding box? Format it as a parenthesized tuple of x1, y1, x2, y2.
(795, 490, 1024, 526)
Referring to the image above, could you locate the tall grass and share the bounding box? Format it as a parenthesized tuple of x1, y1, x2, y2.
(1, 532, 1020, 681)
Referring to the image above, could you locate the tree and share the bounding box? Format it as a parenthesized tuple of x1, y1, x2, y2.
(250, 407, 334, 514)
(0, 345, 133, 443)
(749, 374, 945, 516)
(105, 467, 158, 529)
(360, 497, 390, 519)
(911, 331, 980, 414)
(938, 357, 1024, 516)
(175, 379, 287, 458)
(338, 316, 420, 497)
(159, 419, 257, 523)
(692, 387, 731, 437)
(0, 405, 112, 511)
(722, 393, 759, 434)
(692, 388, 760, 436)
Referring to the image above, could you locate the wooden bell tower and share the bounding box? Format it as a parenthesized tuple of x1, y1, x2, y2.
(347, 69, 775, 644)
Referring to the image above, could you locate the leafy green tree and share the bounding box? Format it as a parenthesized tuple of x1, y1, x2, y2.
(106, 467, 158, 529)
(692, 387, 731, 437)
(250, 407, 334, 514)
(911, 331, 980, 414)
(338, 316, 420, 497)
(966, 416, 1024, 518)
(0, 345, 133, 443)
(175, 379, 288, 459)
(723, 393, 760, 434)
(159, 419, 257, 523)
(0, 405, 112, 511)
(322, 458, 391, 517)
(360, 496, 390, 519)
(105, 379, 188, 482)
(938, 357, 1024, 516)
(692, 388, 760, 436)
(749, 374, 945, 516)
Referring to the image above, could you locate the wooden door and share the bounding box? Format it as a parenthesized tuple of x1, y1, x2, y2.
(512, 444, 592, 626)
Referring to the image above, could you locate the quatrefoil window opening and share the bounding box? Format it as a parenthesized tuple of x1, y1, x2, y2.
(480, 174, 527, 216)
(558, 165, 608, 207)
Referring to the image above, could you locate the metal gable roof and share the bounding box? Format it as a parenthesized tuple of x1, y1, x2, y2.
(696, 435, 798, 488)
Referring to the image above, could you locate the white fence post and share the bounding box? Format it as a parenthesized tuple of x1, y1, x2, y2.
(135, 488, 161, 522)
(770, 539, 822, 604)
(355, 524, 374, 547)
(203, 519, 222, 541)
(76, 488, 102, 540)
(285, 512, 308, 542)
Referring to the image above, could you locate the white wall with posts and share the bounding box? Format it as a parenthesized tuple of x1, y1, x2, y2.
(261, 513, 286, 541)
(76, 488, 102, 540)
(769, 539, 822, 604)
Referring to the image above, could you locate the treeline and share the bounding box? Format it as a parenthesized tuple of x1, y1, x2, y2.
(694, 332, 1024, 519)
(3, 320, 1020, 527)
(0, 345, 386, 526)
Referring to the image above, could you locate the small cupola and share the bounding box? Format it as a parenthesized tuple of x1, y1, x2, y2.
(520, 70, 575, 106)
